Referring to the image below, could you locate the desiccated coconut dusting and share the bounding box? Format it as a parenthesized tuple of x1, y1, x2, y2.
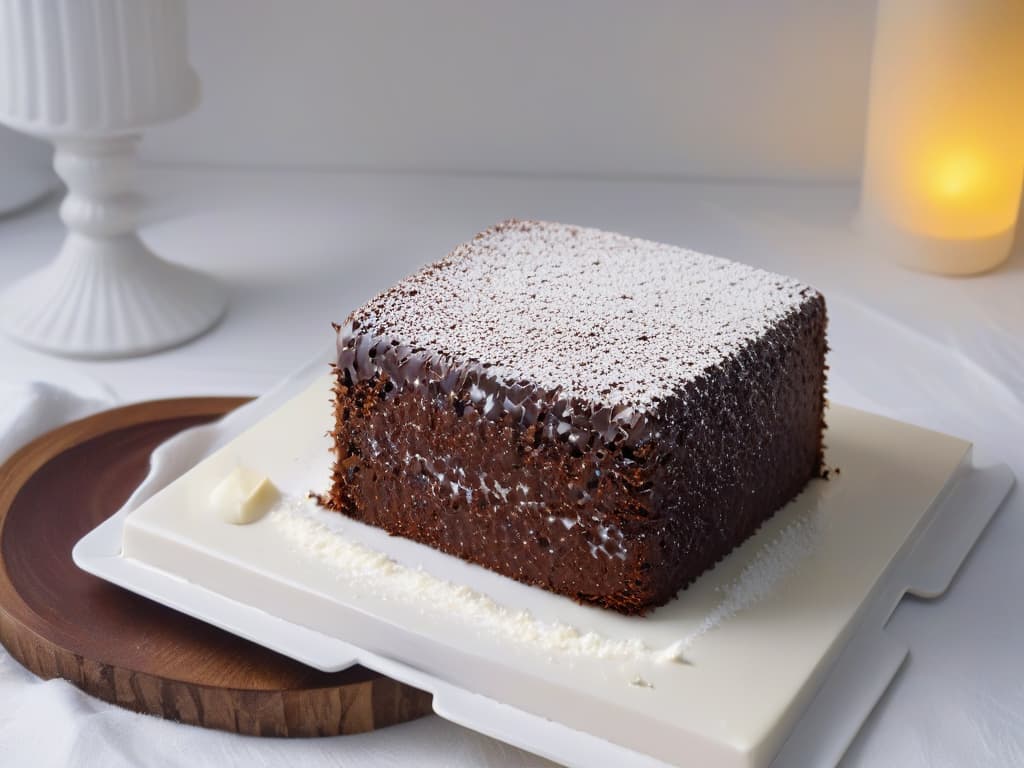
(272, 497, 655, 663)
(350, 219, 817, 409)
(656, 514, 822, 663)
(273, 496, 822, 667)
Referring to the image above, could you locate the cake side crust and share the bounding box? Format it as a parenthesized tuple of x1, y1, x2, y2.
(324, 289, 827, 614)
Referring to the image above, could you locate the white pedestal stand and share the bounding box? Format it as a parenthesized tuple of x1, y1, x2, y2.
(0, 136, 225, 357)
(0, 0, 224, 358)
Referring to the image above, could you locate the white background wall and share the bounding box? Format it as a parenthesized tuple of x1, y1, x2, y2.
(142, 0, 878, 180)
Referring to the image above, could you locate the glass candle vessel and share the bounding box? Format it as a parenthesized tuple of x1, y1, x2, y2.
(860, 0, 1024, 275)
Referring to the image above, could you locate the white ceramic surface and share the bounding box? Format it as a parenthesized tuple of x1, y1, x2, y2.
(73, 360, 1014, 768)
(0, 0, 223, 358)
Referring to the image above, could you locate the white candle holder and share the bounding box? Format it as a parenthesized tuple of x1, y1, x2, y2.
(0, 0, 225, 358)
(860, 0, 1024, 276)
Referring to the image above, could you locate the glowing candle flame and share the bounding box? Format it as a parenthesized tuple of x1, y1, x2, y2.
(859, 0, 1023, 274)
(929, 152, 987, 201)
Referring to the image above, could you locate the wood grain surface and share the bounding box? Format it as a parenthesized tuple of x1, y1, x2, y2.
(0, 398, 433, 737)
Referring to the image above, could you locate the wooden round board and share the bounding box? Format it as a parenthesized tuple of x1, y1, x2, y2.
(0, 398, 433, 737)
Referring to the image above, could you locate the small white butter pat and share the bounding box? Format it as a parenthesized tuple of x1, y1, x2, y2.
(209, 467, 279, 525)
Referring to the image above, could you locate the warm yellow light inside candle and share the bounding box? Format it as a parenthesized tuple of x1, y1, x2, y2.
(907, 143, 1018, 239)
(929, 152, 986, 202)
(860, 0, 1024, 273)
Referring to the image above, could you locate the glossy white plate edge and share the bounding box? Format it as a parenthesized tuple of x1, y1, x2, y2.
(72, 348, 1015, 768)
(770, 456, 1012, 767)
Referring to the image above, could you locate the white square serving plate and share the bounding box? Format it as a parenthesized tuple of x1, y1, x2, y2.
(74, 352, 1014, 768)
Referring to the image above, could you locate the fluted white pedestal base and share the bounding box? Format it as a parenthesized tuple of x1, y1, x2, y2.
(0, 232, 225, 358)
(0, 0, 212, 357)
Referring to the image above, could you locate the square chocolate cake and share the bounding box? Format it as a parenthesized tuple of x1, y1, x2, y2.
(324, 220, 827, 614)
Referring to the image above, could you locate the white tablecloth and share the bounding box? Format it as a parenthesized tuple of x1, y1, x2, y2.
(1, 170, 1021, 767)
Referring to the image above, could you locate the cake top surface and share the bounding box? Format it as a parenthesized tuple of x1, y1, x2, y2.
(348, 220, 818, 408)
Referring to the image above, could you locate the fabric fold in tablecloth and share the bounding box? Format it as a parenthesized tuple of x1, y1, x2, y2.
(0, 380, 115, 465)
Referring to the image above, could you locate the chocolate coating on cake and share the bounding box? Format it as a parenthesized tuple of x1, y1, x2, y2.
(347, 220, 817, 409)
(325, 220, 827, 615)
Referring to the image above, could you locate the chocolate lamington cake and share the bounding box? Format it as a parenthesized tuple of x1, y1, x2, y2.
(325, 220, 827, 615)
